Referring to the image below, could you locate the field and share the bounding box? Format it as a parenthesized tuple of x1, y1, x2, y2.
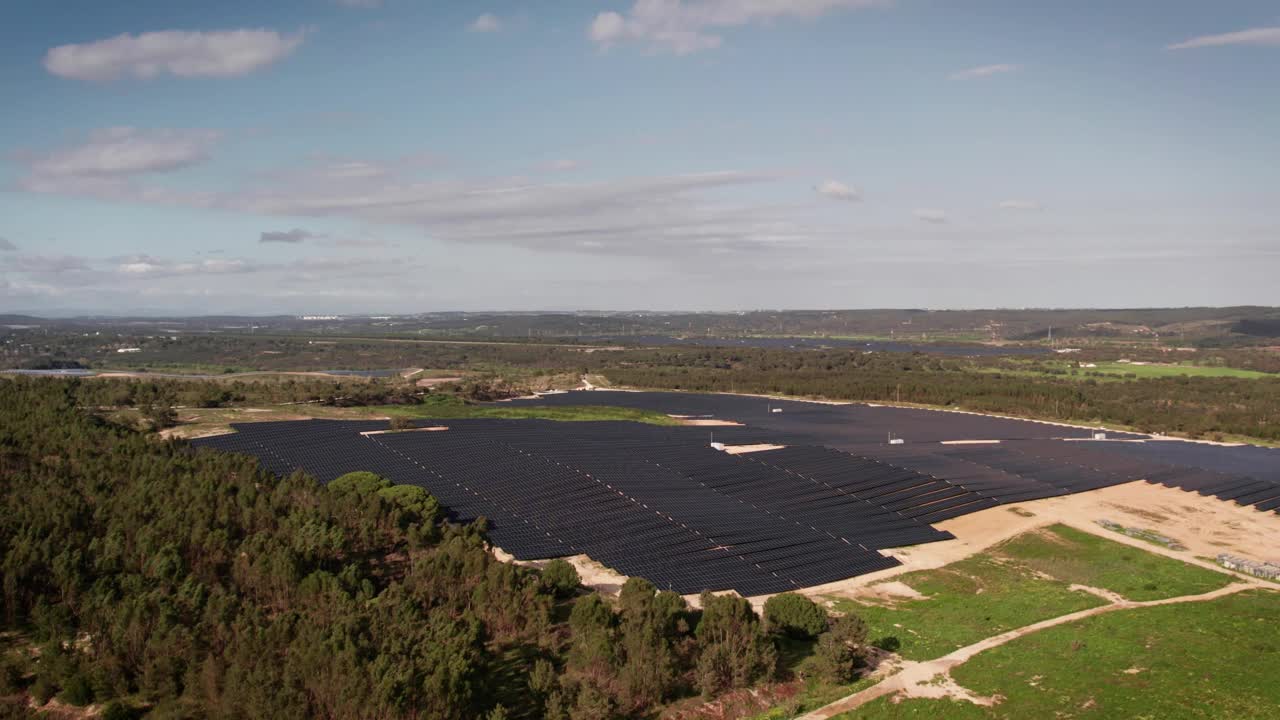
(980, 359, 1274, 381)
(841, 589, 1280, 719)
(823, 524, 1232, 661)
(994, 524, 1231, 601)
(166, 395, 681, 438)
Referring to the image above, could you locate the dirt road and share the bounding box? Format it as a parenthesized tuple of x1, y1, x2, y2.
(796, 580, 1268, 719)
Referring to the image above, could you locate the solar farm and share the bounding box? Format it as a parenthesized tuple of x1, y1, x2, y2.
(194, 390, 1280, 597)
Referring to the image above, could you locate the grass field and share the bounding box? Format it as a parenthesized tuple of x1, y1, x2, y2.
(168, 395, 681, 438)
(999, 524, 1231, 601)
(826, 555, 1104, 662)
(377, 395, 682, 425)
(978, 360, 1274, 382)
(824, 525, 1233, 662)
(841, 589, 1280, 719)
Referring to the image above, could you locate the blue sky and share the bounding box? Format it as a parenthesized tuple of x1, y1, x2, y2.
(1, 0, 1277, 314)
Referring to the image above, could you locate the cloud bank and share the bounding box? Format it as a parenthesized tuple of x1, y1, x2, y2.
(260, 229, 320, 244)
(815, 180, 861, 202)
(44, 29, 304, 81)
(469, 14, 502, 32)
(589, 0, 888, 54)
(950, 64, 1017, 80)
(1168, 26, 1280, 50)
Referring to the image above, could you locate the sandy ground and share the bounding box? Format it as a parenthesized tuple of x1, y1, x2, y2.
(723, 444, 787, 455)
(415, 376, 462, 387)
(490, 549, 631, 594)
(360, 426, 449, 436)
(679, 418, 745, 427)
(796, 479, 1280, 603)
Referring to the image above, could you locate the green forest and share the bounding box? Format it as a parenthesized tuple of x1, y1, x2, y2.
(599, 349, 1280, 442)
(5, 330, 1280, 442)
(0, 378, 870, 719)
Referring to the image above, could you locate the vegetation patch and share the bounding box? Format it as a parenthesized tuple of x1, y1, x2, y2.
(826, 555, 1104, 661)
(997, 524, 1231, 601)
(845, 589, 1280, 719)
(1095, 518, 1187, 551)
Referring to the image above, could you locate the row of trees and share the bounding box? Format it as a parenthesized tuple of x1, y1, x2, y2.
(0, 377, 871, 719)
(599, 349, 1280, 441)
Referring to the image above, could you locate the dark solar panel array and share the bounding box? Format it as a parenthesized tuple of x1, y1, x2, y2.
(196, 419, 901, 595)
(193, 392, 1280, 595)
(508, 391, 1275, 513)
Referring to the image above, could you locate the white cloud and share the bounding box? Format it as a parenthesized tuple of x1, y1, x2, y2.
(950, 64, 1018, 80)
(913, 208, 947, 224)
(26, 127, 221, 178)
(998, 200, 1042, 211)
(44, 29, 304, 82)
(815, 180, 861, 202)
(115, 256, 256, 277)
(3, 254, 93, 274)
(229, 170, 827, 256)
(336, 0, 381, 8)
(260, 228, 320, 244)
(1167, 26, 1280, 50)
(469, 13, 502, 32)
(0, 237, 15, 252)
(588, 0, 888, 55)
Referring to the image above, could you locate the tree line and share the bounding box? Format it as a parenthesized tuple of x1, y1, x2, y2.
(0, 377, 870, 718)
(598, 349, 1280, 441)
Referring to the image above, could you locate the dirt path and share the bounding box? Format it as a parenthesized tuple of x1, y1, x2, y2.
(796, 581, 1268, 719)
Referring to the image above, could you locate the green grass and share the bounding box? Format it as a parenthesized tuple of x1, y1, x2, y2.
(976, 360, 1273, 382)
(997, 524, 1232, 601)
(1085, 361, 1272, 380)
(826, 554, 1105, 661)
(843, 589, 1280, 719)
(373, 395, 682, 425)
(823, 525, 1235, 663)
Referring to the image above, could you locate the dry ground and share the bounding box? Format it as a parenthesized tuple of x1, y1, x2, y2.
(800, 479, 1280, 605)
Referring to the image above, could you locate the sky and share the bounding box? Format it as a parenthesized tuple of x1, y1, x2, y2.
(1, 0, 1278, 315)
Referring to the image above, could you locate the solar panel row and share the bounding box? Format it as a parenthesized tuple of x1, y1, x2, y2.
(507, 391, 1279, 515)
(193, 393, 1279, 595)
(197, 419, 902, 595)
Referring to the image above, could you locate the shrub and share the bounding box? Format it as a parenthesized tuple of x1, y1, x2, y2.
(542, 559, 581, 598)
(29, 675, 56, 705)
(695, 592, 777, 696)
(59, 671, 95, 706)
(764, 592, 829, 639)
(813, 613, 870, 683)
(101, 701, 137, 720)
(0, 656, 24, 694)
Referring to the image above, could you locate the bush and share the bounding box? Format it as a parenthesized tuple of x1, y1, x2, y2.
(388, 416, 414, 431)
(764, 593, 829, 639)
(813, 613, 870, 683)
(59, 671, 95, 706)
(872, 635, 901, 653)
(101, 701, 137, 720)
(29, 675, 56, 705)
(542, 559, 581, 597)
(695, 592, 776, 696)
(0, 656, 24, 694)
